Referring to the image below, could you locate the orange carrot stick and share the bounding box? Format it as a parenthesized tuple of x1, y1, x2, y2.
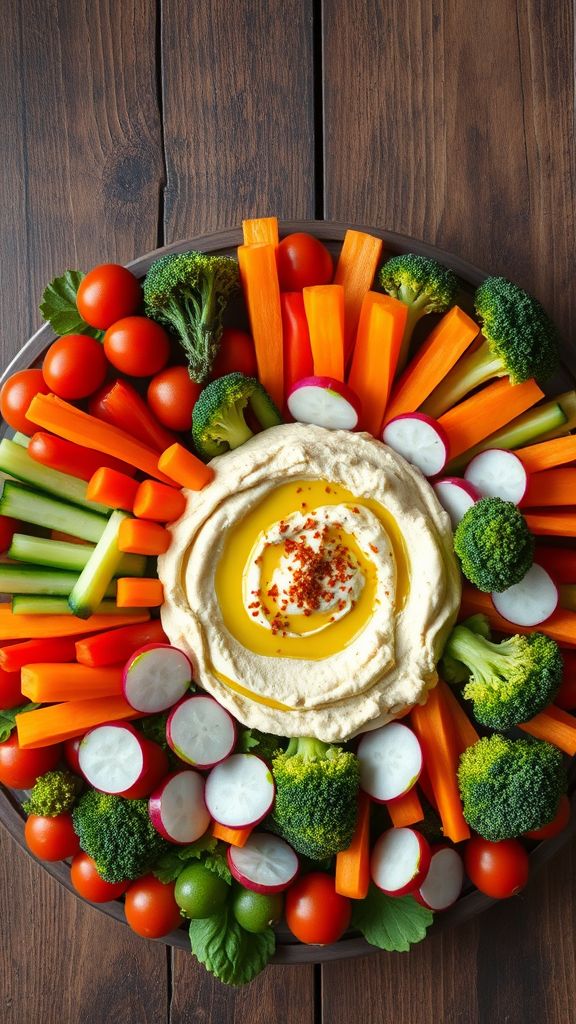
(116, 578, 164, 608)
(0, 605, 149, 640)
(386, 787, 424, 829)
(384, 307, 479, 423)
(237, 243, 284, 410)
(335, 791, 371, 899)
(117, 518, 171, 556)
(16, 695, 142, 748)
(521, 469, 576, 508)
(524, 512, 576, 538)
(242, 217, 279, 247)
(535, 546, 576, 584)
(333, 230, 383, 362)
(27, 394, 175, 485)
(211, 821, 253, 847)
(518, 704, 576, 756)
(438, 378, 544, 460)
(86, 467, 139, 512)
(410, 686, 470, 843)
(347, 292, 408, 435)
(158, 443, 215, 491)
(459, 586, 576, 647)
(133, 480, 187, 523)
(302, 284, 345, 381)
(21, 664, 123, 702)
(517, 434, 576, 475)
(437, 679, 480, 752)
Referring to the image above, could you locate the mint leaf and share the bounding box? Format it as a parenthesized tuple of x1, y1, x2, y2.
(0, 703, 41, 744)
(152, 832, 218, 883)
(352, 886, 433, 952)
(189, 905, 275, 986)
(40, 271, 103, 338)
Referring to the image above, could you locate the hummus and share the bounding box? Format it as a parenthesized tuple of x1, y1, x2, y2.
(158, 423, 461, 743)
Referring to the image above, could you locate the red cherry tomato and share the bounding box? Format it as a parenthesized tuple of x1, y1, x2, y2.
(0, 734, 62, 789)
(0, 515, 20, 554)
(464, 837, 529, 899)
(0, 666, 23, 710)
(276, 233, 334, 291)
(71, 851, 129, 902)
(42, 334, 108, 400)
(76, 264, 142, 330)
(147, 365, 202, 431)
(0, 369, 51, 435)
(103, 316, 170, 377)
(285, 872, 351, 945)
(525, 794, 571, 840)
(124, 874, 182, 938)
(211, 328, 258, 379)
(63, 736, 83, 775)
(24, 813, 80, 861)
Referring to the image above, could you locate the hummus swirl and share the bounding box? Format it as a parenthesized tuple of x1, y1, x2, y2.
(159, 423, 461, 742)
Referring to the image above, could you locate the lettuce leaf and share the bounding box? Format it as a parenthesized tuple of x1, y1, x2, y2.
(189, 906, 275, 986)
(352, 886, 433, 952)
(40, 271, 103, 339)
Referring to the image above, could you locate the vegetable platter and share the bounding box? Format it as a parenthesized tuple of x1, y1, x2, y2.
(0, 221, 575, 978)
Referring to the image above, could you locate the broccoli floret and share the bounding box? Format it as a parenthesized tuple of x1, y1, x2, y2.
(143, 250, 239, 383)
(423, 276, 560, 417)
(23, 769, 82, 817)
(444, 623, 563, 729)
(72, 790, 168, 883)
(192, 371, 282, 459)
(378, 253, 458, 370)
(271, 737, 360, 860)
(453, 496, 534, 592)
(458, 734, 566, 841)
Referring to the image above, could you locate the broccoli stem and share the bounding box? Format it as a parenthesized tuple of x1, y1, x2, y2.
(396, 293, 437, 373)
(447, 626, 519, 683)
(213, 400, 254, 449)
(420, 339, 506, 418)
(285, 736, 330, 760)
(166, 294, 218, 383)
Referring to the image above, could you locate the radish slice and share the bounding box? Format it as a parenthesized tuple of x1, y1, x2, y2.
(415, 845, 464, 911)
(433, 477, 481, 529)
(148, 769, 211, 844)
(205, 754, 275, 828)
(227, 832, 299, 894)
(166, 695, 236, 769)
(287, 376, 361, 430)
(121, 740, 169, 799)
(123, 643, 192, 713)
(464, 449, 528, 504)
(79, 723, 146, 795)
(371, 827, 431, 896)
(382, 413, 449, 477)
(491, 562, 559, 626)
(357, 723, 422, 803)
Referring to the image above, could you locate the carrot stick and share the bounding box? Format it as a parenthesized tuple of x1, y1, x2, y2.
(347, 292, 408, 435)
(517, 434, 576, 475)
(521, 469, 576, 508)
(27, 394, 175, 485)
(133, 480, 187, 523)
(116, 578, 164, 608)
(524, 512, 576, 538)
(237, 243, 284, 409)
(16, 695, 142, 748)
(386, 787, 424, 829)
(384, 307, 479, 423)
(89, 379, 178, 453)
(333, 230, 383, 362)
(242, 217, 279, 247)
(157, 443, 215, 491)
(302, 284, 345, 380)
(0, 636, 77, 673)
(559, 586, 576, 612)
(535, 546, 576, 584)
(555, 650, 576, 710)
(417, 763, 437, 810)
(117, 518, 171, 556)
(410, 686, 470, 843)
(518, 704, 576, 756)
(211, 821, 253, 847)
(86, 467, 139, 512)
(438, 378, 545, 460)
(437, 679, 479, 752)
(0, 605, 149, 640)
(21, 664, 123, 703)
(28, 432, 137, 481)
(335, 791, 371, 899)
(459, 586, 576, 647)
(75, 619, 168, 667)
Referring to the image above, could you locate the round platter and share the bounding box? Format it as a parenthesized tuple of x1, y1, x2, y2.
(1, 221, 575, 964)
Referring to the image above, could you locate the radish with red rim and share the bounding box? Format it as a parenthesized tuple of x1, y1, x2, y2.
(414, 845, 464, 911)
(121, 739, 169, 799)
(78, 723, 165, 796)
(148, 769, 211, 844)
(205, 754, 275, 828)
(123, 643, 192, 714)
(357, 722, 422, 803)
(370, 827, 431, 896)
(227, 832, 299, 894)
(464, 449, 528, 505)
(433, 477, 480, 529)
(491, 563, 559, 627)
(287, 376, 361, 430)
(382, 413, 449, 477)
(166, 694, 236, 769)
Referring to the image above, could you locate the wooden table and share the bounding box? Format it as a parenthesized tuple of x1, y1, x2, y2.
(1, 2, 575, 1021)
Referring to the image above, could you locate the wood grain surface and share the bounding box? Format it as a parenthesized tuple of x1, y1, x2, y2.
(1, 0, 575, 1021)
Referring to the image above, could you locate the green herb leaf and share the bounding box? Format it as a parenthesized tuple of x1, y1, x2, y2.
(352, 886, 433, 952)
(238, 729, 260, 753)
(203, 845, 232, 885)
(39, 271, 103, 339)
(189, 905, 275, 986)
(152, 832, 218, 883)
(0, 703, 41, 744)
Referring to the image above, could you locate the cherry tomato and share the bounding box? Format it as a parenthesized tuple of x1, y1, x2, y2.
(464, 837, 529, 899)
(124, 874, 182, 938)
(76, 264, 142, 330)
(0, 666, 23, 710)
(147, 365, 202, 432)
(0, 369, 51, 435)
(276, 233, 334, 291)
(0, 734, 62, 789)
(211, 328, 258, 379)
(0, 515, 20, 554)
(42, 334, 108, 400)
(71, 851, 129, 902)
(525, 794, 571, 840)
(285, 872, 351, 945)
(103, 316, 170, 377)
(64, 736, 83, 775)
(24, 813, 80, 861)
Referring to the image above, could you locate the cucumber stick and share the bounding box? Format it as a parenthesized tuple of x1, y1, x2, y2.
(0, 438, 108, 514)
(68, 509, 129, 619)
(11, 432, 30, 447)
(447, 399, 569, 474)
(8, 533, 146, 577)
(12, 596, 138, 615)
(0, 565, 116, 598)
(0, 482, 107, 543)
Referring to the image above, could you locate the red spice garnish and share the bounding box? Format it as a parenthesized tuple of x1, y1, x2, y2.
(369, 544, 379, 553)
